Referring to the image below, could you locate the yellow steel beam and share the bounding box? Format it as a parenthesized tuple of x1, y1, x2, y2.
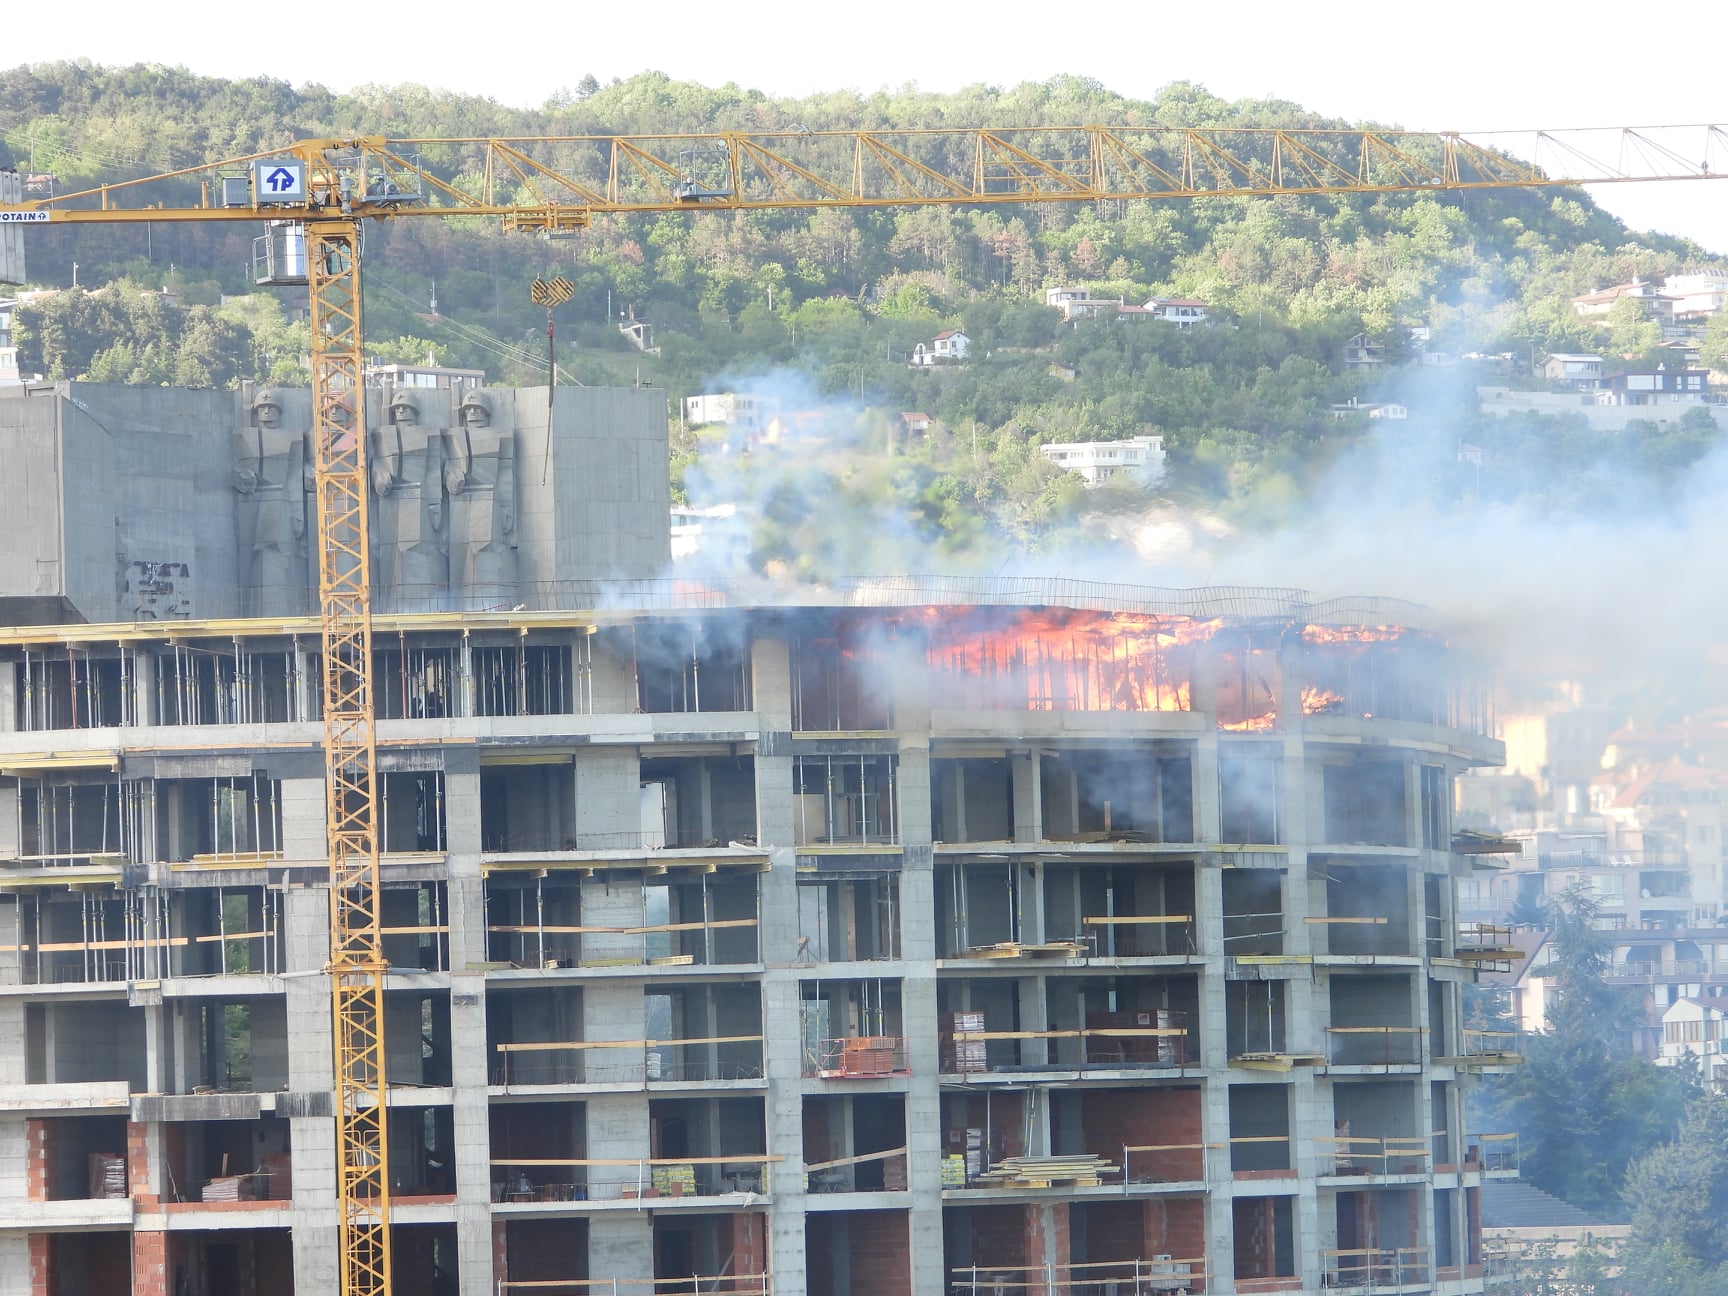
(306, 217, 392, 1296)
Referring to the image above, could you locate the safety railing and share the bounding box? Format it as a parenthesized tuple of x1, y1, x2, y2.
(1318, 1135, 1429, 1177)
(1325, 1026, 1424, 1066)
(490, 1154, 777, 1203)
(804, 1146, 908, 1193)
(949, 1257, 1205, 1295)
(1080, 914, 1197, 958)
(1322, 1248, 1429, 1290)
(1121, 1141, 1207, 1184)
(483, 916, 760, 971)
(1465, 1132, 1519, 1175)
(1457, 1029, 1525, 1067)
(942, 1026, 1190, 1073)
(496, 1273, 769, 1295)
(492, 1035, 766, 1086)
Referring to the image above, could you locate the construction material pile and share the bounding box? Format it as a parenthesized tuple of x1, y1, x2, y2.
(971, 1155, 1118, 1188)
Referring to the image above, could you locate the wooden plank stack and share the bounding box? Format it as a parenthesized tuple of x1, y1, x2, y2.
(972, 1154, 1118, 1189)
(956, 941, 1086, 960)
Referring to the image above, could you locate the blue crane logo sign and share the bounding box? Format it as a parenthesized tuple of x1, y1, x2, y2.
(251, 160, 305, 204)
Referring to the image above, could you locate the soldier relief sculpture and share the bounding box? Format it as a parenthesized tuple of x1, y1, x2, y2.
(231, 387, 311, 615)
(233, 384, 519, 613)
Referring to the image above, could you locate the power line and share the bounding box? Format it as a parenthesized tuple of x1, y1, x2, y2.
(368, 278, 582, 384)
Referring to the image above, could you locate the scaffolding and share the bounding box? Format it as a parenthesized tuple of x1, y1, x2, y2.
(15, 647, 132, 730)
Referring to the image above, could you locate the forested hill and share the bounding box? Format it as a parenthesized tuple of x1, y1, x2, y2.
(4, 63, 1726, 562)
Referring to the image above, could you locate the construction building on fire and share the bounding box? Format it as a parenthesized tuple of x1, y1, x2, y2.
(0, 379, 1521, 1296)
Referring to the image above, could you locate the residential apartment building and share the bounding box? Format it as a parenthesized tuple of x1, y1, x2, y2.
(0, 383, 1517, 1296)
(1040, 435, 1168, 488)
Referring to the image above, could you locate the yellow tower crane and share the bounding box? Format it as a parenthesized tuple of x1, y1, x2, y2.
(3, 120, 1723, 1296)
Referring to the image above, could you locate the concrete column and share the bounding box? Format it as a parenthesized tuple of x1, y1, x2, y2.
(752, 635, 792, 731)
(448, 973, 493, 1296)
(762, 971, 806, 1294)
(0, 785, 17, 861)
(291, 642, 314, 724)
(456, 634, 475, 719)
(1012, 750, 1042, 843)
(901, 862, 944, 1296)
(0, 1003, 24, 1084)
(589, 626, 640, 714)
(0, 666, 15, 733)
(132, 651, 157, 727)
(1193, 731, 1221, 844)
(573, 748, 640, 850)
(291, 1221, 341, 1296)
(278, 778, 326, 863)
(584, 1088, 653, 1276)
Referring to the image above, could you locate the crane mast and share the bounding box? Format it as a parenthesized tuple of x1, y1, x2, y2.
(306, 218, 393, 1296)
(2, 120, 1724, 1296)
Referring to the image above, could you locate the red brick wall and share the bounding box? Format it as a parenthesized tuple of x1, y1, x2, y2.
(1084, 1087, 1203, 1182)
(732, 1212, 766, 1282)
(1075, 1200, 1145, 1260)
(1466, 1186, 1482, 1265)
(28, 1234, 49, 1296)
(962, 1203, 1029, 1270)
(848, 1211, 910, 1296)
(132, 1231, 168, 1296)
(1144, 1198, 1206, 1269)
(26, 1119, 48, 1201)
(504, 1219, 587, 1294)
(1024, 1203, 1072, 1296)
(128, 1121, 157, 1208)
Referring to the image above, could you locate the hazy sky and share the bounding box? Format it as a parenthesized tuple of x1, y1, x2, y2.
(13, 0, 1728, 252)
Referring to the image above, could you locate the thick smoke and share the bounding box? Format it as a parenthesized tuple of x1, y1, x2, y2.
(673, 365, 1728, 705)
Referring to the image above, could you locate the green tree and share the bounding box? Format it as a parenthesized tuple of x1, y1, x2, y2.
(1619, 1096, 1728, 1292)
(1475, 882, 1696, 1215)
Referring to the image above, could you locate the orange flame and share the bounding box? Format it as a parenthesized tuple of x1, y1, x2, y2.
(921, 608, 1201, 713)
(1302, 686, 1346, 716)
(899, 608, 1418, 723)
(1301, 625, 1406, 646)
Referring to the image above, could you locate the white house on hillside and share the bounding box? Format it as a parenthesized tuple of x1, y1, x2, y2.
(684, 392, 773, 432)
(1543, 354, 1603, 387)
(1330, 398, 1408, 420)
(1144, 297, 1209, 328)
(1044, 287, 1119, 322)
(910, 330, 970, 366)
(1040, 435, 1167, 488)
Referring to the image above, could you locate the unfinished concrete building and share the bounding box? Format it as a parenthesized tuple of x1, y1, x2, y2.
(0, 383, 1519, 1296)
